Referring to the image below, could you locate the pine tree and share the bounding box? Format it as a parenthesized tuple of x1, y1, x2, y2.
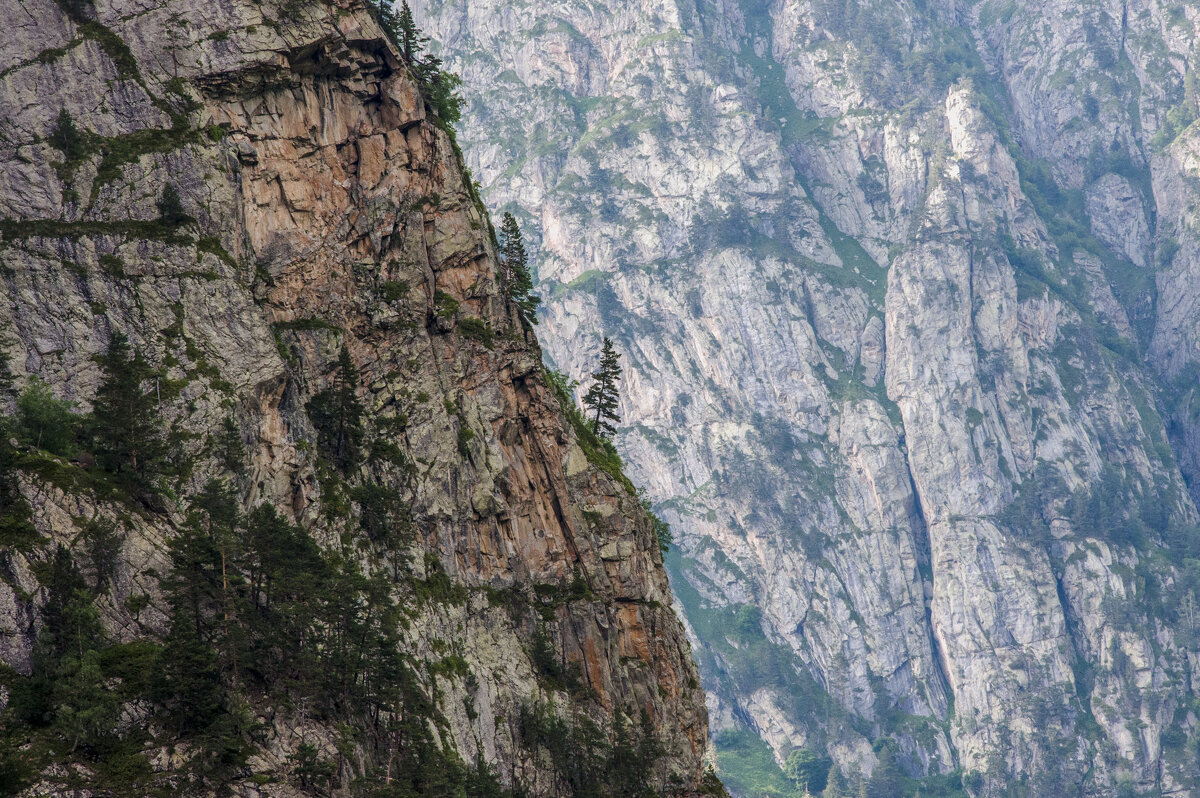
(865, 743, 902, 798)
(306, 345, 365, 473)
(49, 110, 87, 164)
(157, 184, 189, 226)
(0, 434, 38, 548)
(396, 0, 427, 64)
(240, 503, 327, 692)
(15, 547, 119, 756)
(498, 212, 522, 286)
(216, 416, 246, 474)
(822, 766, 848, 798)
(163, 510, 225, 648)
(0, 328, 15, 407)
(498, 212, 541, 326)
(0, 328, 38, 549)
(582, 337, 621, 439)
(156, 493, 251, 772)
(192, 479, 241, 655)
(91, 331, 164, 497)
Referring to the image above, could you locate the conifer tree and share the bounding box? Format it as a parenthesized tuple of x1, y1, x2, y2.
(498, 212, 522, 286)
(156, 493, 249, 769)
(91, 331, 164, 496)
(14, 547, 119, 757)
(216, 416, 246, 474)
(0, 328, 14, 407)
(157, 184, 189, 226)
(0, 331, 32, 549)
(0, 435, 37, 548)
(48, 110, 87, 165)
(498, 212, 541, 326)
(192, 479, 240, 643)
(582, 337, 621, 439)
(306, 345, 365, 473)
(396, 0, 427, 64)
(822, 766, 848, 798)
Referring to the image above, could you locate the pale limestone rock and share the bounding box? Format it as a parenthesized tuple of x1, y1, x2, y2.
(421, 0, 1200, 792)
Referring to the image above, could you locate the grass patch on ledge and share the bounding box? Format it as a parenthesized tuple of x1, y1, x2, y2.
(543, 366, 635, 495)
(713, 729, 804, 798)
(457, 316, 494, 349)
(0, 218, 193, 246)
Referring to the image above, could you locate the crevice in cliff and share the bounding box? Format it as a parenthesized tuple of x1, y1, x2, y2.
(1050, 563, 1096, 721)
(902, 451, 955, 724)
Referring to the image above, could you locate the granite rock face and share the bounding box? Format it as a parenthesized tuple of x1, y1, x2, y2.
(0, 0, 712, 794)
(418, 0, 1200, 793)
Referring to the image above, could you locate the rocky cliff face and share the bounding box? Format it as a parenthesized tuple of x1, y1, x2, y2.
(417, 0, 1200, 794)
(0, 0, 713, 794)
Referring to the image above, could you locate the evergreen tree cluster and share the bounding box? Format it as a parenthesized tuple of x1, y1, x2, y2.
(0, 331, 511, 795)
(518, 700, 664, 798)
(1, 475, 511, 795)
(0, 433, 39, 549)
(90, 331, 168, 497)
(0, 305, 669, 796)
(0, 337, 39, 549)
(497, 212, 541, 327)
(0, 329, 173, 502)
(369, 0, 464, 125)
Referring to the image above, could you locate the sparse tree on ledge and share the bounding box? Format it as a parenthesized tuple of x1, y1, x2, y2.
(498, 212, 541, 326)
(582, 337, 621, 439)
(395, 0, 427, 64)
(370, 0, 463, 124)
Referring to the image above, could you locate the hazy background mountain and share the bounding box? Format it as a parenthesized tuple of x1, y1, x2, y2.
(416, 0, 1200, 793)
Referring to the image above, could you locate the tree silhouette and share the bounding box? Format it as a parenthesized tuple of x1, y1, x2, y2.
(91, 331, 164, 496)
(396, 0, 427, 64)
(0, 328, 15, 407)
(582, 337, 621, 439)
(498, 212, 540, 326)
(157, 184, 189, 226)
(306, 346, 365, 474)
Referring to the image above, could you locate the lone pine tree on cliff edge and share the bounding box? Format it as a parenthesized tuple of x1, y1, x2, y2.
(498, 212, 540, 327)
(583, 337, 621, 440)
